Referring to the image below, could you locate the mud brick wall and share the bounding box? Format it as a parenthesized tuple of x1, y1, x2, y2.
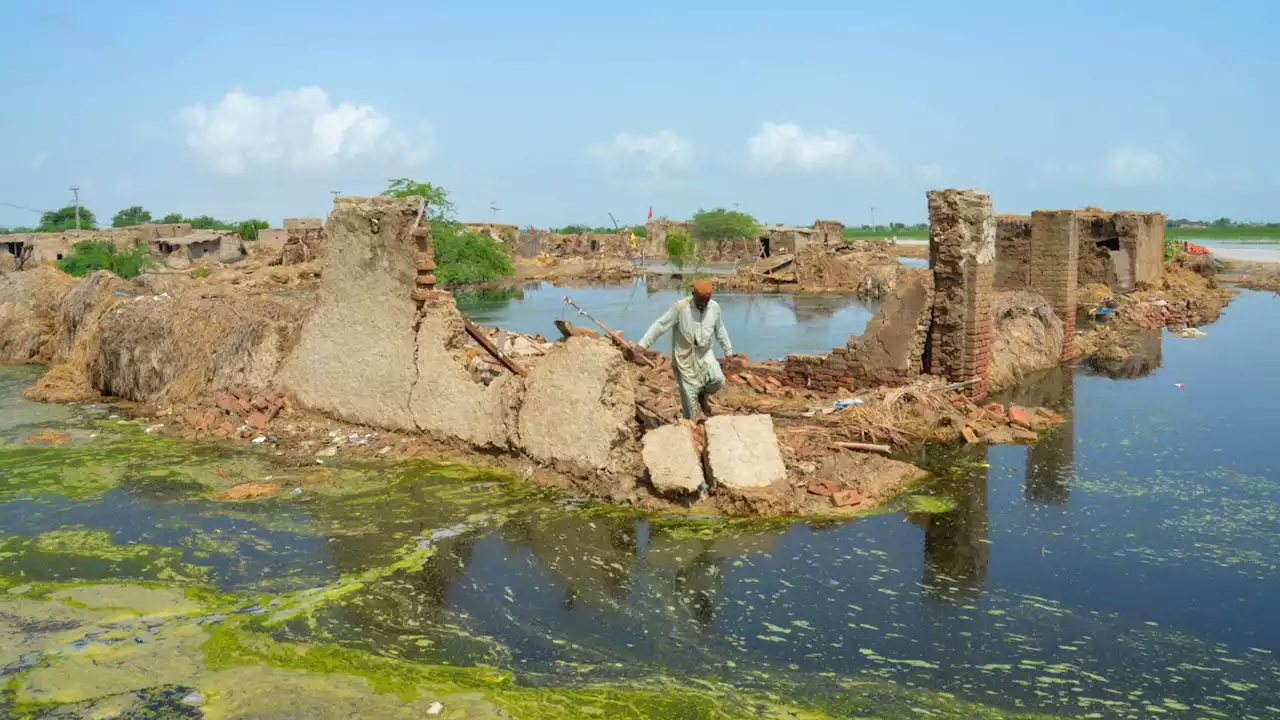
(1030, 210, 1079, 359)
(1115, 212, 1165, 286)
(782, 349, 858, 394)
(283, 217, 324, 230)
(812, 220, 844, 247)
(926, 189, 996, 402)
(994, 215, 1032, 291)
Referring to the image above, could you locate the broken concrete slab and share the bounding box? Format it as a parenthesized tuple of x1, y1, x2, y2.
(642, 422, 705, 494)
(705, 414, 787, 490)
(410, 298, 522, 449)
(278, 196, 423, 431)
(517, 336, 639, 478)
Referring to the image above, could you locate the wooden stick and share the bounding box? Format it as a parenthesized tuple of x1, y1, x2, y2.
(938, 378, 980, 392)
(831, 441, 892, 454)
(462, 318, 526, 376)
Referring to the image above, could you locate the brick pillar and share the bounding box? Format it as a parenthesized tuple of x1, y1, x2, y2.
(1029, 210, 1079, 359)
(927, 189, 995, 402)
(410, 218, 442, 305)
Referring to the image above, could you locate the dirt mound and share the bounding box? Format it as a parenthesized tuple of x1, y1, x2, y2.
(988, 291, 1064, 393)
(1112, 260, 1234, 328)
(0, 266, 75, 363)
(719, 247, 903, 296)
(68, 292, 309, 405)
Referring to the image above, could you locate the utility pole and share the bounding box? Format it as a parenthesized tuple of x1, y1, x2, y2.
(329, 190, 341, 203)
(733, 202, 740, 212)
(70, 186, 81, 229)
(870, 206, 876, 230)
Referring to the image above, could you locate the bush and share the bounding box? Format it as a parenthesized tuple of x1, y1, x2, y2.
(432, 222, 516, 285)
(190, 266, 211, 279)
(666, 232, 696, 269)
(57, 241, 154, 279)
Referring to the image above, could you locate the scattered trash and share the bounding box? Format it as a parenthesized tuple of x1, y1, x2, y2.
(112, 289, 133, 297)
(833, 398, 865, 410)
(1153, 299, 1169, 307)
(180, 691, 205, 707)
(377, 446, 392, 454)
(426, 701, 445, 715)
(251, 436, 267, 444)
(290, 488, 303, 496)
(315, 446, 338, 458)
(1174, 383, 1186, 389)
(145, 424, 163, 434)
(1093, 307, 1114, 317)
(1174, 327, 1207, 339)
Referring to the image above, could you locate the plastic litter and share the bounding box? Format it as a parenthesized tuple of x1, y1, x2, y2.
(834, 398, 865, 410)
(1174, 383, 1186, 389)
(290, 488, 303, 496)
(427, 702, 445, 716)
(251, 436, 267, 444)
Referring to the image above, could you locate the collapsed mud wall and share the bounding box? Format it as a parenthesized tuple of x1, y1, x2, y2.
(1075, 210, 1165, 292)
(280, 196, 642, 484)
(519, 231, 631, 259)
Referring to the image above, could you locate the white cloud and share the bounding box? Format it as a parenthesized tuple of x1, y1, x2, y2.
(916, 164, 945, 185)
(1105, 148, 1163, 186)
(27, 152, 47, 171)
(178, 86, 427, 175)
(746, 122, 889, 174)
(589, 131, 692, 178)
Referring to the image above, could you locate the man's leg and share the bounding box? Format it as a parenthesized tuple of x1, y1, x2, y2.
(676, 371, 698, 420)
(698, 374, 725, 418)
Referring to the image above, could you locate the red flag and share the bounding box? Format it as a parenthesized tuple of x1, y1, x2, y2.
(647, 206, 653, 219)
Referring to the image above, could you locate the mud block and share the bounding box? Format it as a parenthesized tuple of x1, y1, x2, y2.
(642, 422, 704, 494)
(705, 415, 787, 490)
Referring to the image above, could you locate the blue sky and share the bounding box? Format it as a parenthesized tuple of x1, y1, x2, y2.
(2, 0, 1276, 229)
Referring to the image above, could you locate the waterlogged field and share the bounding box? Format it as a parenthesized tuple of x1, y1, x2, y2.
(3, 291, 1280, 718)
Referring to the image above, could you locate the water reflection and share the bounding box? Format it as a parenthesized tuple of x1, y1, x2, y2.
(917, 449, 991, 602)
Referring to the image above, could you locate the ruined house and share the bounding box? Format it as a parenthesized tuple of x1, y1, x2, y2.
(156, 230, 245, 265)
(1075, 210, 1166, 292)
(465, 223, 520, 246)
(283, 217, 324, 230)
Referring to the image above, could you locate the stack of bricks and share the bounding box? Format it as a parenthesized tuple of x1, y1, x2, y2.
(410, 220, 448, 306)
(1029, 210, 1079, 359)
(926, 189, 995, 402)
(782, 347, 858, 394)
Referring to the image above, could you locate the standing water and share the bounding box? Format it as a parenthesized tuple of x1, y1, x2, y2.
(2, 292, 1280, 718)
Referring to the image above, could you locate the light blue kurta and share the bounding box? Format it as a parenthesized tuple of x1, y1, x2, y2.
(637, 297, 733, 418)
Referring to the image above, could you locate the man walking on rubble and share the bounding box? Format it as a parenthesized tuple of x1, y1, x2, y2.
(631, 279, 734, 420)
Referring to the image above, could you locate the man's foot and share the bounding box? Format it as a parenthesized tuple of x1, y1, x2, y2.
(698, 393, 714, 418)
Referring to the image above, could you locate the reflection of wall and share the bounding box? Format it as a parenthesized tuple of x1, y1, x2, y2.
(645, 525, 782, 631)
(1023, 370, 1074, 505)
(508, 515, 638, 610)
(919, 449, 990, 601)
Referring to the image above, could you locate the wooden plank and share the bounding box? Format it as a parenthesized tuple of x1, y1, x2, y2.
(463, 318, 527, 376)
(831, 441, 892, 454)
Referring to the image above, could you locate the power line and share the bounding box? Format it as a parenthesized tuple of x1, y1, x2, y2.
(0, 201, 45, 214)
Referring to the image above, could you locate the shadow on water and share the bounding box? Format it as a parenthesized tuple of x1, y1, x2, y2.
(5, 292, 1280, 716)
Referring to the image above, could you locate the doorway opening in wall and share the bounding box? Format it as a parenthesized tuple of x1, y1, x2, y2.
(2, 242, 22, 256)
(56, 254, 63, 260)
(589, 238, 599, 252)
(1098, 237, 1121, 251)
(759, 236, 772, 258)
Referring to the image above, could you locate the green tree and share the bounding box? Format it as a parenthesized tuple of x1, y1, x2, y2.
(1212, 217, 1233, 227)
(665, 232, 695, 269)
(381, 178, 513, 285)
(38, 206, 98, 232)
(111, 206, 153, 227)
(690, 208, 759, 254)
(235, 219, 270, 241)
(159, 212, 184, 224)
(381, 178, 457, 221)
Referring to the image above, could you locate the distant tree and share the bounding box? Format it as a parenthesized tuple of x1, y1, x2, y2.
(159, 212, 184, 224)
(381, 178, 456, 221)
(559, 224, 591, 234)
(665, 232, 696, 269)
(236, 219, 270, 241)
(1212, 217, 1233, 227)
(111, 206, 153, 227)
(690, 208, 759, 254)
(38, 206, 97, 232)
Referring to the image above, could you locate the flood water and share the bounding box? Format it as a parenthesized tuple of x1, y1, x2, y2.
(457, 280, 877, 359)
(3, 291, 1280, 718)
